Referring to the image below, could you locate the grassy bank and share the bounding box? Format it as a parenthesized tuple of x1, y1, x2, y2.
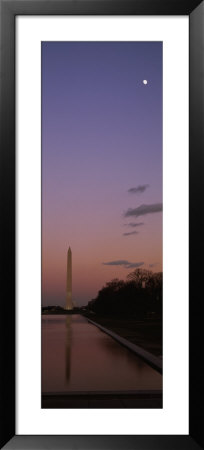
(83, 313, 162, 357)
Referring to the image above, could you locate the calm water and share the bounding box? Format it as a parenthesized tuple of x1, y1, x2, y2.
(42, 315, 162, 393)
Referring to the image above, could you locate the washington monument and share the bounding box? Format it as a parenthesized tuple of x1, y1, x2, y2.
(66, 246, 73, 310)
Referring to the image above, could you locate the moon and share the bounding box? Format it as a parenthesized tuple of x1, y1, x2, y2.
(143, 80, 148, 85)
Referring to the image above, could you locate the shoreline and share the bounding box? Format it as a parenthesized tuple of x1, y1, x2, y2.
(86, 317, 162, 373)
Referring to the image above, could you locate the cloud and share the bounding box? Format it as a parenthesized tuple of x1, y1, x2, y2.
(149, 263, 158, 268)
(124, 222, 144, 227)
(103, 260, 130, 266)
(124, 203, 162, 218)
(123, 231, 139, 236)
(126, 262, 144, 268)
(128, 184, 149, 194)
(103, 260, 144, 269)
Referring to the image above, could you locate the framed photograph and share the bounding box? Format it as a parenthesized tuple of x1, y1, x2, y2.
(0, 0, 203, 449)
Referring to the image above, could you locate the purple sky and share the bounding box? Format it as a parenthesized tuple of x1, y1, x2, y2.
(42, 42, 162, 307)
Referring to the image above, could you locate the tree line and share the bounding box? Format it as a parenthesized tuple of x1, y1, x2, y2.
(88, 269, 162, 318)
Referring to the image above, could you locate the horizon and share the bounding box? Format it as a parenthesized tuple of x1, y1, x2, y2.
(42, 264, 163, 308)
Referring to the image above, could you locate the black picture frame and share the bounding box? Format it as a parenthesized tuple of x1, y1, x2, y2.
(0, 0, 203, 449)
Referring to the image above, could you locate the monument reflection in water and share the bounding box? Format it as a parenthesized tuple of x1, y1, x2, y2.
(42, 315, 162, 393)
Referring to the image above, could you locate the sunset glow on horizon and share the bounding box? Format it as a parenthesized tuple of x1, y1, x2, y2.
(42, 41, 162, 307)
